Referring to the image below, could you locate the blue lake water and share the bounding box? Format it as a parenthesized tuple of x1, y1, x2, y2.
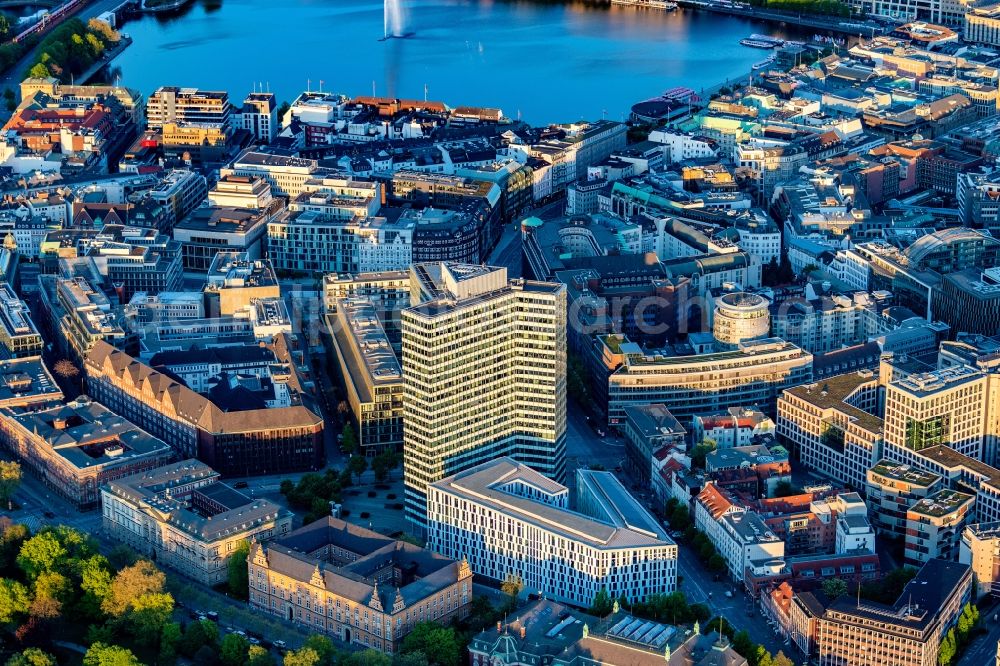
(109, 0, 806, 123)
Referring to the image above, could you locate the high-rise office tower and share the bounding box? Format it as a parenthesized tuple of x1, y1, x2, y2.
(401, 262, 566, 530)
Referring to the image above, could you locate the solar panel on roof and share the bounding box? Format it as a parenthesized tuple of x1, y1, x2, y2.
(608, 617, 631, 635)
(618, 618, 647, 639)
(651, 627, 675, 648)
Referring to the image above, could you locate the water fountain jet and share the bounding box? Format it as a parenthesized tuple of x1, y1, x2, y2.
(381, 0, 413, 40)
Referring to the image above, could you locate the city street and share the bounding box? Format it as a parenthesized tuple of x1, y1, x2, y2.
(559, 397, 789, 656)
(676, 545, 786, 657)
(957, 602, 1000, 666)
(487, 197, 566, 277)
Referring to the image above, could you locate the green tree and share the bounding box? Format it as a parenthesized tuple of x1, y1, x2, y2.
(501, 573, 524, 599)
(689, 440, 717, 469)
(301, 635, 336, 665)
(956, 611, 971, 641)
(821, 578, 848, 600)
(400, 623, 461, 666)
(179, 619, 219, 658)
(0, 461, 21, 509)
(220, 633, 251, 666)
(773, 480, 802, 498)
(27, 63, 50, 79)
(30, 570, 70, 619)
(248, 645, 275, 666)
(755, 647, 773, 666)
(345, 651, 392, 666)
(0, 579, 29, 624)
(731, 630, 755, 660)
(85, 624, 115, 646)
(107, 544, 139, 570)
(276, 100, 291, 124)
(101, 559, 167, 617)
(126, 591, 174, 644)
(17, 532, 68, 580)
(159, 621, 183, 665)
(85, 32, 104, 56)
(589, 587, 613, 616)
(708, 554, 727, 572)
(371, 451, 399, 482)
(283, 648, 322, 666)
(392, 653, 429, 666)
(668, 505, 691, 531)
(78, 554, 113, 618)
(771, 651, 794, 666)
(348, 455, 368, 483)
(228, 540, 251, 598)
(340, 423, 358, 455)
(87, 18, 119, 42)
(5, 648, 57, 666)
(0, 523, 30, 573)
(82, 643, 142, 666)
(938, 628, 957, 666)
(193, 645, 219, 666)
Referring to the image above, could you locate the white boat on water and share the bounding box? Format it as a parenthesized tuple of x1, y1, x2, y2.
(751, 57, 775, 70)
(749, 33, 783, 43)
(741, 38, 777, 48)
(611, 0, 679, 8)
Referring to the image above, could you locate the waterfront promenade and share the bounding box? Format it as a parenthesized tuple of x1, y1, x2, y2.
(0, 0, 125, 100)
(678, 0, 884, 36)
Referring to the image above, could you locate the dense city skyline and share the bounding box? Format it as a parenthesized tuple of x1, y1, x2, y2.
(0, 1, 998, 666)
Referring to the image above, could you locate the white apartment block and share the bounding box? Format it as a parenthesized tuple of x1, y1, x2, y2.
(883, 364, 998, 462)
(402, 263, 566, 530)
(692, 483, 786, 583)
(647, 129, 719, 162)
(207, 175, 274, 209)
(716, 511, 786, 583)
(843, 0, 970, 26)
(734, 216, 781, 266)
(267, 210, 413, 274)
(827, 249, 873, 293)
(239, 92, 277, 143)
(127, 291, 205, 326)
(223, 151, 319, 198)
(777, 371, 884, 490)
(606, 337, 813, 425)
(905, 488, 975, 565)
(149, 169, 208, 227)
(960, 522, 1000, 596)
(736, 142, 808, 200)
(426, 458, 677, 608)
(147, 87, 231, 130)
(834, 494, 877, 554)
(771, 292, 888, 355)
(692, 407, 775, 449)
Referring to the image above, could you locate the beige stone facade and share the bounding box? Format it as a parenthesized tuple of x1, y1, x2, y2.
(249, 518, 472, 654)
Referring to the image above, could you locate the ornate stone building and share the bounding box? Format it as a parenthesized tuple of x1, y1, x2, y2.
(249, 518, 472, 654)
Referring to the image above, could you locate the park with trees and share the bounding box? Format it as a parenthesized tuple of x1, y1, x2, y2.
(25, 19, 119, 83)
